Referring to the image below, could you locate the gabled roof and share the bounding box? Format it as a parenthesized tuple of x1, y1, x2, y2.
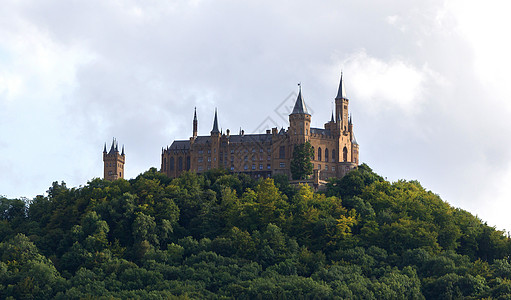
(169, 140, 191, 150)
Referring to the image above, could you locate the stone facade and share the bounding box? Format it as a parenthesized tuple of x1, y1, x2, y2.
(161, 74, 359, 180)
(103, 138, 125, 181)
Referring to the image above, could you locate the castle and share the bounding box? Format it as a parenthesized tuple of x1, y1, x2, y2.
(159, 74, 359, 181)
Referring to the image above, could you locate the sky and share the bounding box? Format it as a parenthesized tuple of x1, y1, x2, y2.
(1, 0, 511, 230)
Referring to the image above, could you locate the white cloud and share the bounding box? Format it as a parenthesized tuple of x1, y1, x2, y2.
(341, 50, 428, 113)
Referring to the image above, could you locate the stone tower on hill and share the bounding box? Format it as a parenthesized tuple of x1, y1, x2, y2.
(161, 73, 359, 180)
(103, 138, 125, 181)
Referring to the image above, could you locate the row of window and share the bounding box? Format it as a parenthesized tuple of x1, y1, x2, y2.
(312, 164, 335, 171)
(163, 156, 191, 171)
(311, 146, 349, 162)
(106, 163, 123, 169)
(198, 147, 273, 155)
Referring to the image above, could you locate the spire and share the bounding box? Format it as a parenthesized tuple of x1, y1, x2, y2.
(349, 113, 352, 125)
(336, 72, 347, 99)
(331, 110, 334, 122)
(211, 108, 220, 134)
(103, 143, 107, 153)
(121, 145, 125, 156)
(193, 107, 198, 138)
(109, 138, 116, 154)
(290, 83, 310, 115)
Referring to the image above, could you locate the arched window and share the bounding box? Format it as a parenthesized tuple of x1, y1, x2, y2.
(318, 147, 322, 161)
(311, 146, 315, 160)
(164, 157, 167, 171)
(169, 157, 174, 170)
(178, 157, 183, 170)
(325, 148, 329, 162)
(343, 147, 348, 162)
(186, 156, 191, 170)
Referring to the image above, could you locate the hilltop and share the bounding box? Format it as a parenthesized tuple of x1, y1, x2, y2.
(0, 164, 510, 299)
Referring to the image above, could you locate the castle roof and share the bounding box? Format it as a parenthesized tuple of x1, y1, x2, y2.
(336, 72, 347, 100)
(311, 128, 332, 136)
(169, 140, 191, 150)
(290, 85, 310, 115)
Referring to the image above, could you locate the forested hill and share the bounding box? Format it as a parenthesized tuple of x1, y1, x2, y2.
(1, 164, 510, 299)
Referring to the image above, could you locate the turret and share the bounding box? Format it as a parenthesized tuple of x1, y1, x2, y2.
(289, 84, 311, 144)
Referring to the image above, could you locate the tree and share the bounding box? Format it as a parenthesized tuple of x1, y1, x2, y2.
(290, 141, 314, 180)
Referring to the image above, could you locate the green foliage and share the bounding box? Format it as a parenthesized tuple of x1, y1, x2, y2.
(0, 166, 510, 299)
(290, 141, 314, 180)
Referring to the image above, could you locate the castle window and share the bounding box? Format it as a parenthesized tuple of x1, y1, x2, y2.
(318, 164, 321, 170)
(198, 166, 203, 171)
(311, 147, 315, 160)
(267, 155, 271, 160)
(343, 147, 348, 162)
(198, 157, 203, 163)
(119, 172, 122, 177)
(325, 148, 329, 162)
(163, 158, 167, 171)
(170, 157, 174, 170)
(252, 148, 255, 153)
(332, 166, 335, 171)
(231, 149, 234, 154)
(259, 148, 263, 153)
(252, 156, 255, 161)
(259, 164, 263, 170)
(208, 149, 211, 154)
(186, 156, 190, 170)
(279, 162, 285, 168)
(325, 165, 329, 171)
(318, 147, 322, 161)
(260, 155, 263, 161)
(199, 150, 203, 154)
(231, 166, 234, 171)
(279, 146, 285, 159)
(244, 165, 248, 170)
(332, 149, 337, 162)
(306, 129, 308, 135)
(267, 164, 271, 170)
(231, 156, 234, 162)
(252, 164, 255, 170)
(267, 147, 271, 153)
(178, 157, 183, 170)
(208, 157, 211, 162)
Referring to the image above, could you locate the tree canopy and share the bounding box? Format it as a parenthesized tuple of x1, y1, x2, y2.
(0, 165, 510, 299)
(290, 141, 314, 180)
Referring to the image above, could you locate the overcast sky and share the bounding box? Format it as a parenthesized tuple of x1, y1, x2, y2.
(1, 0, 511, 230)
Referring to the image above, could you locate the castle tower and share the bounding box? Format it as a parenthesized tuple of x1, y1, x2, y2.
(289, 84, 311, 144)
(103, 138, 125, 181)
(210, 109, 221, 169)
(335, 72, 349, 132)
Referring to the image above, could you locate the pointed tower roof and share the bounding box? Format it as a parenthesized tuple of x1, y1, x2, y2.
(109, 138, 116, 154)
(336, 72, 347, 99)
(352, 132, 358, 145)
(103, 143, 107, 153)
(331, 110, 334, 122)
(211, 108, 220, 134)
(121, 145, 125, 156)
(193, 107, 197, 121)
(290, 84, 310, 115)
